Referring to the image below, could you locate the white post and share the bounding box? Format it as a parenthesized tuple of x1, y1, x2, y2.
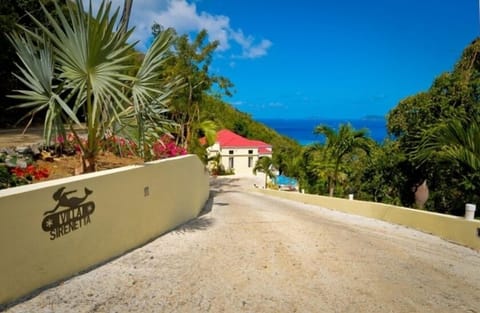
(465, 203, 476, 220)
(348, 194, 354, 200)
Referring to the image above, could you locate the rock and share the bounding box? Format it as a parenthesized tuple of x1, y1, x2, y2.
(40, 151, 55, 162)
(15, 146, 32, 154)
(2, 148, 15, 155)
(11, 159, 28, 168)
(30, 144, 42, 156)
(5, 159, 16, 167)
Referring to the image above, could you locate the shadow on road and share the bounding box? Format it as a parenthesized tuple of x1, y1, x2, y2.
(209, 177, 241, 198)
(210, 177, 241, 188)
(200, 191, 215, 216)
(173, 176, 245, 233)
(174, 215, 214, 233)
(173, 188, 217, 233)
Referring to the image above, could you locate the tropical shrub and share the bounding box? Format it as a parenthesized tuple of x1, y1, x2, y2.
(152, 135, 187, 159)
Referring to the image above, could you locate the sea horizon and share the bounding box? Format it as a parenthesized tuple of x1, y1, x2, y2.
(258, 117, 388, 145)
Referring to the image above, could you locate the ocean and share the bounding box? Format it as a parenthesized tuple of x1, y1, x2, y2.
(258, 118, 388, 145)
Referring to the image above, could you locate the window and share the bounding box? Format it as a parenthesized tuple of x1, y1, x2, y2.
(248, 150, 253, 154)
(229, 150, 234, 155)
(248, 156, 253, 168)
(228, 157, 234, 169)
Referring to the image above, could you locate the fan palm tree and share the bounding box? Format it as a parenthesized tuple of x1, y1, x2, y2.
(314, 123, 372, 196)
(253, 156, 275, 188)
(9, 0, 176, 172)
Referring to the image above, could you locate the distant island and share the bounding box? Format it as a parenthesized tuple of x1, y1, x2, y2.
(361, 115, 386, 121)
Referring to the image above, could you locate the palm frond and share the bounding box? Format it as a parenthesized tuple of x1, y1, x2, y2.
(413, 118, 480, 171)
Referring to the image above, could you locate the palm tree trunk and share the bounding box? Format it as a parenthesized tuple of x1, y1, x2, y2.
(328, 183, 334, 197)
(184, 83, 194, 150)
(80, 81, 98, 174)
(330, 162, 340, 197)
(81, 154, 96, 173)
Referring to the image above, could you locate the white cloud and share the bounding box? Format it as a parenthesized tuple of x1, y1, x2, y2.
(153, 0, 231, 51)
(94, 0, 271, 57)
(231, 29, 272, 59)
(243, 39, 272, 58)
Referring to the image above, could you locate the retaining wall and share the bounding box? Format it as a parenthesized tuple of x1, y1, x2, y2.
(255, 189, 480, 251)
(0, 155, 209, 306)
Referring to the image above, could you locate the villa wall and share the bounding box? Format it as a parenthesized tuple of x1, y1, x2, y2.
(255, 189, 480, 250)
(0, 155, 209, 306)
(215, 147, 255, 175)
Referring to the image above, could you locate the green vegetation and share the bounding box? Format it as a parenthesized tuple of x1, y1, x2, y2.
(2, 0, 479, 217)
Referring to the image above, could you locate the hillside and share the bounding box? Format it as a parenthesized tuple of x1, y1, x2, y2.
(201, 96, 301, 154)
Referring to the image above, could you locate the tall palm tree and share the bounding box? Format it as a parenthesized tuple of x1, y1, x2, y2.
(253, 156, 275, 188)
(9, 0, 176, 172)
(314, 123, 372, 196)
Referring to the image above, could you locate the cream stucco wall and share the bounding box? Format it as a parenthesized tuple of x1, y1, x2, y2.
(0, 155, 209, 306)
(208, 146, 272, 175)
(220, 147, 259, 175)
(255, 189, 480, 251)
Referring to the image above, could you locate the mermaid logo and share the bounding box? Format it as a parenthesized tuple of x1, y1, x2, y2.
(42, 187, 95, 240)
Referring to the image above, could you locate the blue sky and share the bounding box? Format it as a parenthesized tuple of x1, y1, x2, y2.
(109, 0, 479, 119)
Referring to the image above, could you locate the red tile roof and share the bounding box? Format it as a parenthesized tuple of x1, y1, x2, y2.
(215, 129, 272, 153)
(258, 146, 272, 155)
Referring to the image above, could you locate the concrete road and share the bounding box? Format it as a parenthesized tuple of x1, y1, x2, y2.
(4, 176, 480, 312)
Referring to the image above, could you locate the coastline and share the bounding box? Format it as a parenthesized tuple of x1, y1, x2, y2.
(258, 117, 388, 145)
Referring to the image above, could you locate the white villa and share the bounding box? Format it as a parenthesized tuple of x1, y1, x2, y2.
(206, 129, 272, 175)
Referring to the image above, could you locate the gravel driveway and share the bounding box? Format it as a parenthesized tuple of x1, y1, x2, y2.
(4, 175, 480, 312)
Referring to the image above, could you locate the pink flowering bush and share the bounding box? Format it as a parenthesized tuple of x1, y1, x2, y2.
(101, 135, 137, 157)
(55, 132, 138, 157)
(152, 135, 187, 159)
(55, 132, 80, 155)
